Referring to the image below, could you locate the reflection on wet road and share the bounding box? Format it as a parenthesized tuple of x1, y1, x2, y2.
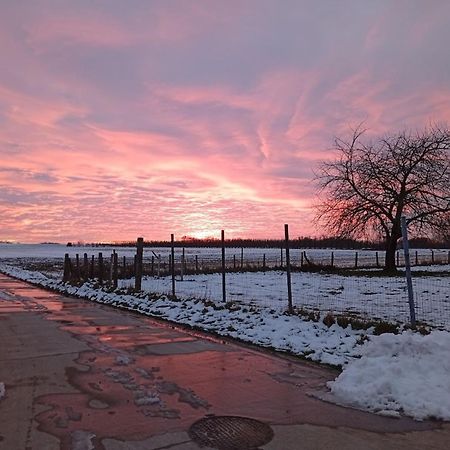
(0, 274, 439, 449)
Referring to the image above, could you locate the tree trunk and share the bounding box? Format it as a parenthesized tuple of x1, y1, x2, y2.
(384, 231, 400, 273)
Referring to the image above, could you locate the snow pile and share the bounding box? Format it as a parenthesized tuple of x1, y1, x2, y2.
(0, 382, 5, 400)
(328, 331, 450, 420)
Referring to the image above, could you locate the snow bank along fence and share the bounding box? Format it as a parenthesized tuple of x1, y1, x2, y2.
(61, 225, 450, 330)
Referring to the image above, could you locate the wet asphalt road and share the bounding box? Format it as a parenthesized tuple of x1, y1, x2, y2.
(0, 273, 448, 450)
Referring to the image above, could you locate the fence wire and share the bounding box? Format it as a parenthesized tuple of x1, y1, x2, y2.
(2, 248, 450, 330)
(115, 265, 450, 330)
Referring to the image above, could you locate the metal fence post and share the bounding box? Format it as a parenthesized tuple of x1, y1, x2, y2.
(221, 230, 226, 303)
(284, 224, 293, 313)
(180, 247, 185, 281)
(401, 216, 416, 327)
(171, 234, 175, 297)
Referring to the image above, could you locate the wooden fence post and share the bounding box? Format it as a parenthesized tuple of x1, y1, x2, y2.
(396, 250, 399, 267)
(375, 251, 379, 268)
(240, 248, 244, 269)
(280, 247, 284, 268)
(90, 255, 94, 279)
(195, 255, 199, 274)
(75, 254, 81, 280)
(98, 252, 103, 285)
(122, 256, 126, 277)
(109, 252, 114, 285)
(331, 251, 334, 269)
(83, 253, 89, 281)
(431, 250, 435, 264)
(63, 253, 71, 282)
(171, 234, 175, 297)
(135, 237, 144, 291)
(354, 251, 358, 269)
(151, 256, 154, 275)
(415, 250, 418, 265)
(285, 224, 293, 314)
(113, 251, 118, 289)
(263, 253, 266, 271)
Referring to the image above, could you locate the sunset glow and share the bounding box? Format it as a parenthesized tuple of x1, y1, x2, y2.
(1, 1, 449, 242)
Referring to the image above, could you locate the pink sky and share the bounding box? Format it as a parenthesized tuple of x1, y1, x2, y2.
(1, 1, 450, 243)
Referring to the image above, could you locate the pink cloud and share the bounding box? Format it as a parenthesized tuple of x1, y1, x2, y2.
(1, 2, 450, 243)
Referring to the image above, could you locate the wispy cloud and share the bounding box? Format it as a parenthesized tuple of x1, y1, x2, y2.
(1, 0, 449, 242)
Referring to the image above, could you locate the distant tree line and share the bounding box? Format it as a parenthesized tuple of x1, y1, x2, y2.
(71, 235, 450, 249)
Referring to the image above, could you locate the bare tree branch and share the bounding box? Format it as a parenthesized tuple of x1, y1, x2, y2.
(315, 124, 450, 271)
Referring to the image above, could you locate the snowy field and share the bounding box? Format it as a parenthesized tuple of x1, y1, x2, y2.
(1, 243, 448, 269)
(1, 244, 449, 329)
(119, 269, 450, 329)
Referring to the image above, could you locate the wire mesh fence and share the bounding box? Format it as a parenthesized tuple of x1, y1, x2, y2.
(2, 245, 449, 330)
(114, 266, 450, 330)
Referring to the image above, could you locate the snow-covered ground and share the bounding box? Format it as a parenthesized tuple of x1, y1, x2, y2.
(0, 263, 367, 366)
(1, 244, 449, 328)
(329, 331, 450, 420)
(1, 263, 450, 421)
(118, 269, 450, 329)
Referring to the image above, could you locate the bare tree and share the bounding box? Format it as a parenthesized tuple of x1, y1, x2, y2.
(316, 124, 450, 272)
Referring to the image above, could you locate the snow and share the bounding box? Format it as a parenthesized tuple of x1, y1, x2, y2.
(1, 243, 447, 269)
(328, 331, 450, 420)
(119, 270, 449, 329)
(1, 244, 448, 329)
(1, 262, 450, 421)
(0, 382, 5, 400)
(0, 263, 370, 366)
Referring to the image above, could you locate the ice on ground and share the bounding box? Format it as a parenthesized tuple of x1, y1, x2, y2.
(71, 430, 95, 450)
(328, 331, 450, 420)
(0, 382, 5, 400)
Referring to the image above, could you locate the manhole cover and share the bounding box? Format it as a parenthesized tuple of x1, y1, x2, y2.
(188, 415, 274, 449)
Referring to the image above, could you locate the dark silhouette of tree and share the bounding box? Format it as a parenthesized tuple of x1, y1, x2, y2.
(316, 125, 450, 272)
